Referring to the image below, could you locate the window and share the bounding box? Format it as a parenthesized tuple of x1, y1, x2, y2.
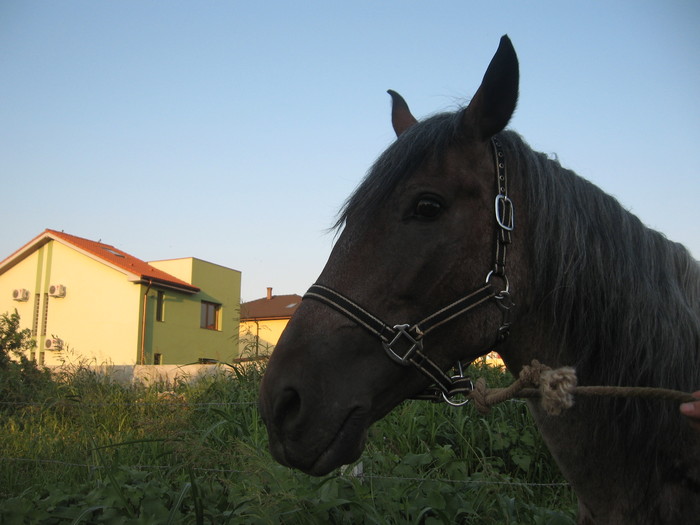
(153, 353, 162, 365)
(102, 247, 125, 258)
(200, 301, 221, 330)
(156, 291, 165, 322)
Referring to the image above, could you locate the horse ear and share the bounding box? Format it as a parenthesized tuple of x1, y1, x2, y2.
(388, 90, 418, 137)
(462, 35, 519, 140)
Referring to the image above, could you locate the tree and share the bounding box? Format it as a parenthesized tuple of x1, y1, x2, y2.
(0, 310, 53, 407)
(0, 309, 35, 368)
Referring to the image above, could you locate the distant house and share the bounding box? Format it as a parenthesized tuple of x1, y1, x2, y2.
(0, 229, 241, 366)
(239, 287, 301, 357)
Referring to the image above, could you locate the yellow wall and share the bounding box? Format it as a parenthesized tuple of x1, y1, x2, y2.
(148, 258, 241, 364)
(48, 241, 143, 365)
(239, 318, 289, 357)
(148, 258, 193, 284)
(0, 241, 142, 365)
(0, 247, 43, 359)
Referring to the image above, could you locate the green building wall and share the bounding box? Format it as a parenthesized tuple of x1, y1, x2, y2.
(146, 258, 241, 364)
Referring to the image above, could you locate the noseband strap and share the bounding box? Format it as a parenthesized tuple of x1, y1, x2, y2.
(304, 283, 495, 401)
(303, 137, 514, 404)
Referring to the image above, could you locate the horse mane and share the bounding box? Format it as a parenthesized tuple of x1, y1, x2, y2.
(499, 130, 700, 456)
(499, 130, 699, 386)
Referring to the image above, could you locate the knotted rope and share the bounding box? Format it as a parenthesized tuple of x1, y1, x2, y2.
(468, 360, 697, 415)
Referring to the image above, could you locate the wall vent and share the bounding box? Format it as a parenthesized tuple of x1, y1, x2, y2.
(45, 337, 63, 350)
(12, 288, 30, 301)
(49, 284, 66, 298)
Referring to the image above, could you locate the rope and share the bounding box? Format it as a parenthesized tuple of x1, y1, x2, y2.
(468, 360, 697, 415)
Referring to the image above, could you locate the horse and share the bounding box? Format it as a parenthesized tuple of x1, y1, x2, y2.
(258, 36, 700, 524)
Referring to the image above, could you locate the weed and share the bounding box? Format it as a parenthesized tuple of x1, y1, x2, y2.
(0, 359, 576, 523)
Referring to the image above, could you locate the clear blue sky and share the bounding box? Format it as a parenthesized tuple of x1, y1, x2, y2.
(2, 1, 698, 301)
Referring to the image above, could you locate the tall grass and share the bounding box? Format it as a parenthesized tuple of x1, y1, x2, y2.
(0, 361, 576, 524)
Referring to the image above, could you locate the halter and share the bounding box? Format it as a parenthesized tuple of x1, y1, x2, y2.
(304, 137, 514, 405)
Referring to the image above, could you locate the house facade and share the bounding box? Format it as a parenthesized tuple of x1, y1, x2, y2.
(0, 229, 241, 366)
(239, 287, 301, 357)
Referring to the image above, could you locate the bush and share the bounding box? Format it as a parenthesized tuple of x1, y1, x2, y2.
(0, 310, 55, 408)
(0, 351, 577, 523)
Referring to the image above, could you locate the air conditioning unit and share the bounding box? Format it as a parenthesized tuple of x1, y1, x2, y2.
(49, 284, 66, 298)
(12, 288, 30, 301)
(45, 337, 63, 351)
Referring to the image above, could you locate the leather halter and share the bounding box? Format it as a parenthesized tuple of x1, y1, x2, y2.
(304, 137, 514, 405)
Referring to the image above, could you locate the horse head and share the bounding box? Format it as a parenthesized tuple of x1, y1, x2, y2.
(259, 36, 523, 476)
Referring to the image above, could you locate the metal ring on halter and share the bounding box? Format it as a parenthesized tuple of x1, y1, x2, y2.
(485, 270, 509, 294)
(494, 289, 514, 309)
(441, 377, 474, 406)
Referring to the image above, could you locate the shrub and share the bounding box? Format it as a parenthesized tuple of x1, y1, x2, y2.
(0, 310, 55, 407)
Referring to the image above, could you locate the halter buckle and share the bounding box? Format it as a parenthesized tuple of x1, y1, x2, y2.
(495, 194, 514, 231)
(382, 324, 423, 365)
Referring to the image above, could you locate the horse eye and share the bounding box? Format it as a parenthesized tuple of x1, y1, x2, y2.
(414, 197, 443, 219)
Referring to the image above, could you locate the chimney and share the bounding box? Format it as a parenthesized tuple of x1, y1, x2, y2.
(266, 287, 273, 300)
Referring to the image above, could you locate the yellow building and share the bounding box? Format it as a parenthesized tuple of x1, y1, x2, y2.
(0, 229, 241, 366)
(239, 287, 301, 358)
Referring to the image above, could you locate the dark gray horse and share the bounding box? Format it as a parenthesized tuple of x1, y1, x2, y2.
(259, 36, 700, 524)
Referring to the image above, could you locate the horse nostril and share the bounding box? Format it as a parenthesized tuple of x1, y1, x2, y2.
(274, 387, 303, 433)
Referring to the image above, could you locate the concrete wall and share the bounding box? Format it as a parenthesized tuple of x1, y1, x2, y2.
(48, 362, 259, 386)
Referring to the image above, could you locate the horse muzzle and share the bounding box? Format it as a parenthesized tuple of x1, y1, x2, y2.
(259, 376, 372, 476)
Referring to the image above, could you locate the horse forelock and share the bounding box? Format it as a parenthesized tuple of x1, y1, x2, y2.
(333, 111, 463, 233)
(500, 129, 700, 456)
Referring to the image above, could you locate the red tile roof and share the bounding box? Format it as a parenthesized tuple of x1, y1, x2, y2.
(241, 293, 302, 321)
(0, 229, 200, 293)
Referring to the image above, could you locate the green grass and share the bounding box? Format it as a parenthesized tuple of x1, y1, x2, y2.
(0, 361, 577, 524)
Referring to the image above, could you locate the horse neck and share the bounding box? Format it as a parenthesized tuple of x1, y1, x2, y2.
(497, 140, 700, 523)
(500, 276, 700, 524)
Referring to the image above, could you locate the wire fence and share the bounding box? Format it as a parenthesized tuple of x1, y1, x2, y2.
(0, 379, 582, 525)
(0, 456, 570, 489)
(0, 400, 253, 407)
(1, 398, 570, 491)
